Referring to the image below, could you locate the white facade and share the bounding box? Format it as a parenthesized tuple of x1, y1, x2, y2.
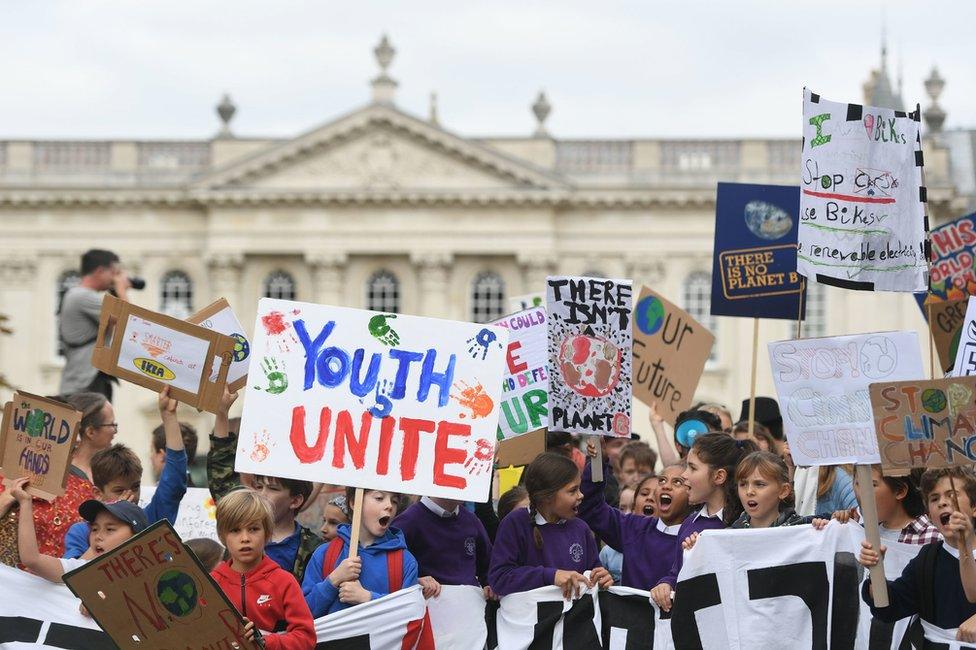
(0, 38, 970, 468)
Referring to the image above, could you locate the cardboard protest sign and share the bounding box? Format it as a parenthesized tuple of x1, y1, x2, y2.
(711, 182, 806, 320)
(632, 286, 714, 425)
(235, 298, 507, 502)
(929, 298, 968, 373)
(926, 211, 976, 302)
(869, 376, 976, 475)
(799, 88, 928, 292)
(496, 427, 546, 468)
(952, 297, 976, 378)
(188, 298, 251, 393)
(0, 392, 80, 500)
(139, 486, 218, 542)
(509, 292, 544, 313)
(768, 331, 923, 466)
(493, 308, 548, 440)
(63, 521, 256, 650)
(546, 276, 633, 437)
(91, 295, 236, 414)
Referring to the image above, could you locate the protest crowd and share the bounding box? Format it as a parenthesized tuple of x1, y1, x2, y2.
(2, 89, 976, 650)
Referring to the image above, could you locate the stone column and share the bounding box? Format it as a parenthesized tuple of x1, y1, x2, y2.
(625, 257, 665, 291)
(518, 253, 556, 296)
(206, 252, 244, 309)
(0, 256, 40, 389)
(307, 252, 347, 306)
(412, 252, 452, 318)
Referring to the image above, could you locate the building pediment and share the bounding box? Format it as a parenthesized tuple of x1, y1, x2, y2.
(194, 104, 570, 192)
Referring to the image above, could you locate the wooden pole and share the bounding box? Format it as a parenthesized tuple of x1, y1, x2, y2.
(347, 488, 364, 560)
(796, 280, 806, 340)
(855, 464, 889, 607)
(591, 438, 604, 482)
(748, 318, 759, 438)
(927, 301, 937, 379)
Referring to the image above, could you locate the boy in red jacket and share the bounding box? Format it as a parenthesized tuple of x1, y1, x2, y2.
(212, 488, 315, 650)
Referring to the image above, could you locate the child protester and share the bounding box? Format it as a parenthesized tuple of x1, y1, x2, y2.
(11, 476, 148, 583)
(302, 488, 419, 617)
(615, 442, 656, 489)
(208, 389, 322, 582)
(392, 492, 494, 600)
(825, 466, 939, 545)
(320, 494, 351, 543)
(63, 387, 188, 558)
(488, 453, 613, 600)
(211, 489, 315, 650)
(859, 467, 976, 641)
(581, 440, 691, 590)
(730, 451, 808, 529)
(497, 486, 529, 522)
(651, 434, 756, 612)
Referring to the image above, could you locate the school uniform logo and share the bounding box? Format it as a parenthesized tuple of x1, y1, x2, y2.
(464, 536, 476, 556)
(569, 542, 584, 563)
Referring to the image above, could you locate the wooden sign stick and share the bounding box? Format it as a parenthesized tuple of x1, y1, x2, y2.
(348, 487, 364, 560)
(591, 438, 604, 482)
(927, 301, 936, 379)
(748, 318, 759, 438)
(795, 280, 806, 340)
(854, 464, 889, 607)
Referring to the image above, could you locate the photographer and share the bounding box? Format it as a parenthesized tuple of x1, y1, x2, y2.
(58, 249, 142, 400)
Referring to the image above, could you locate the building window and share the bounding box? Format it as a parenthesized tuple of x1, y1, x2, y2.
(365, 270, 400, 313)
(683, 271, 718, 361)
(264, 270, 296, 301)
(803, 281, 827, 339)
(471, 272, 505, 323)
(55, 270, 82, 357)
(160, 271, 193, 319)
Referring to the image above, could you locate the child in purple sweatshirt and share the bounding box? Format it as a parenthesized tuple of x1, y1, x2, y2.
(651, 433, 757, 612)
(488, 453, 613, 600)
(580, 440, 691, 590)
(392, 496, 493, 598)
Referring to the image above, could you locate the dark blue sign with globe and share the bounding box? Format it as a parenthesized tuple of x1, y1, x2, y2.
(711, 182, 806, 320)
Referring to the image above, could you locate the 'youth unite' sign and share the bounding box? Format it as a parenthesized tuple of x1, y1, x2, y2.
(236, 299, 507, 501)
(546, 276, 632, 436)
(799, 88, 928, 292)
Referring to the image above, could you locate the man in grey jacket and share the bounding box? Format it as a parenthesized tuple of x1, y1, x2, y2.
(58, 249, 133, 400)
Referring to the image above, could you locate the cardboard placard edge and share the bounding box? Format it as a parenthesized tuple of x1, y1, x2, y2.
(187, 297, 249, 393)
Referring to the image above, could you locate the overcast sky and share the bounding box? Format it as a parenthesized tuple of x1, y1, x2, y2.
(1, 1, 972, 140)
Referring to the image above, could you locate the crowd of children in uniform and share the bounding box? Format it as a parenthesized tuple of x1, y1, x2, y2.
(2, 388, 976, 647)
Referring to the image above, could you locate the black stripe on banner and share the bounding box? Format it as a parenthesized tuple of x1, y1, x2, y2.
(816, 274, 875, 292)
(915, 150, 924, 167)
(925, 240, 932, 261)
(810, 92, 820, 103)
(920, 186, 928, 203)
(912, 104, 921, 122)
(44, 623, 115, 650)
(0, 616, 43, 643)
(894, 110, 907, 118)
(846, 104, 863, 121)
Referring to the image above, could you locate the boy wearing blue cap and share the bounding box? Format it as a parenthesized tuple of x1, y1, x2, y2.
(11, 476, 148, 583)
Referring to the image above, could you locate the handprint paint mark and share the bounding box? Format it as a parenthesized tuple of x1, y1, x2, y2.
(368, 314, 400, 347)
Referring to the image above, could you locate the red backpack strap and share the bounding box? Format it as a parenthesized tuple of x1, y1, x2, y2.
(322, 538, 345, 579)
(386, 548, 404, 592)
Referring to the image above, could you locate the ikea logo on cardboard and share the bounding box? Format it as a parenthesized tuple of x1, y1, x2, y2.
(134, 358, 176, 381)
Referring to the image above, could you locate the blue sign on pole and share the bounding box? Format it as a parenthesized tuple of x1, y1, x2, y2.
(711, 182, 806, 320)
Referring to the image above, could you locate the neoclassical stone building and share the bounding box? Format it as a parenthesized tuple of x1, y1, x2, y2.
(1, 36, 972, 468)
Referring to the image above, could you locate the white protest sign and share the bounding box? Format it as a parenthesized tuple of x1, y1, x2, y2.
(0, 564, 112, 649)
(138, 486, 218, 541)
(546, 276, 633, 436)
(117, 315, 211, 393)
(951, 296, 976, 377)
(236, 299, 507, 501)
(312, 585, 430, 648)
(426, 585, 488, 650)
(189, 298, 251, 392)
(768, 331, 923, 466)
(799, 88, 928, 292)
(493, 308, 549, 440)
(509, 292, 544, 313)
